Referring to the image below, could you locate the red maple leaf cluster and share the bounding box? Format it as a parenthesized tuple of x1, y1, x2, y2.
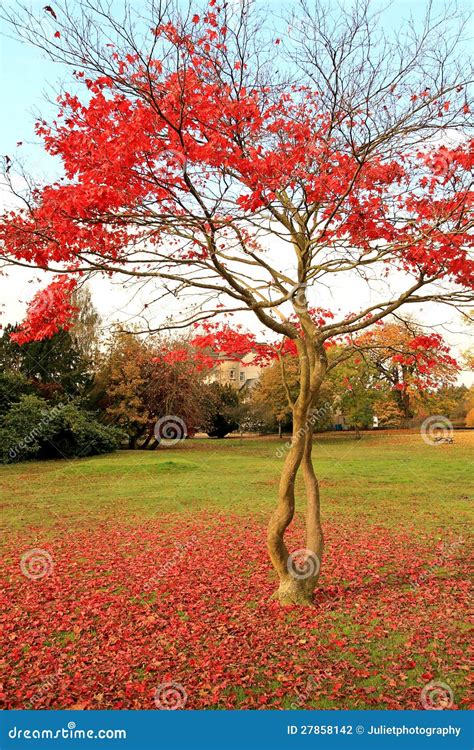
(10, 277, 78, 344)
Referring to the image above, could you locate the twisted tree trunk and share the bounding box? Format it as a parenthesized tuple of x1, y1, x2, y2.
(267, 339, 327, 605)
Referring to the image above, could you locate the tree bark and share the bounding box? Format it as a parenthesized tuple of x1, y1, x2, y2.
(267, 409, 324, 604)
(267, 408, 325, 604)
(268, 410, 306, 603)
(267, 336, 327, 605)
(301, 425, 323, 593)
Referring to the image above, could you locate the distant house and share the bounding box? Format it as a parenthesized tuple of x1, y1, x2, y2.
(208, 351, 266, 393)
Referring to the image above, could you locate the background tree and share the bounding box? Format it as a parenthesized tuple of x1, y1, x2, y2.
(464, 386, 474, 427)
(419, 384, 468, 425)
(96, 330, 211, 447)
(0, 370, 34, 416)
(143, 341, 214, 445)
(1, 0, 473, 604)
(328, 356, 387, 432)
(350, 321, 459, 422)
(95, 330, 149, 448)
(250, 357, 299, 436)
(0, 323, 90, 401)
(201, 382, 241, 438)
(70, 284, 102, 366)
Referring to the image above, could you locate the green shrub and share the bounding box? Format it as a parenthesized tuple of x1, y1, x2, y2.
(0, 395, 123, 463)
(0, 371, 35, 417)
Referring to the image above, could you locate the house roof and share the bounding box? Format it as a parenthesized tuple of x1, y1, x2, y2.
(213, 344, 268, 363)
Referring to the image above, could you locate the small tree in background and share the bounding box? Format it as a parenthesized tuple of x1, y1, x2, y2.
(70, 285, 102, 366)
(250, 358, 298, 436)
(350, 321, 459, 422)
(202, 383, 241, 438)
(464, 387, 474, 427)
(95, 330, 149, 448)
(419, 384, 468, 424)
(96, 330, 211, 447)
(0, 323, 91, 401)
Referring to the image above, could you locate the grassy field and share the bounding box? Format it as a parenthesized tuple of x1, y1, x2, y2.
(1, 431, 472, 710)
(1, 431, 472, 534)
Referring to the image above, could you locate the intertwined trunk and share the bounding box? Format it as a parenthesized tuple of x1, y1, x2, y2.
(267, 339, 327, 606)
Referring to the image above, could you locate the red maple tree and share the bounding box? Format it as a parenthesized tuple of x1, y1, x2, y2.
(1, 1, 473, 604)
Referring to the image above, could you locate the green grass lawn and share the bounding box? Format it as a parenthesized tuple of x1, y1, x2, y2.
(2, 430, 472, 535)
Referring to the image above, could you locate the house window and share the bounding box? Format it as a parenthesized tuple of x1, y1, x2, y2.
(240, 373, 245, 382)
(229, 369, 236, 380)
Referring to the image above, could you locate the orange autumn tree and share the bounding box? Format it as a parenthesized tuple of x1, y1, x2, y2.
(345, 321, 460, 422)
(1, 0, 473, 604)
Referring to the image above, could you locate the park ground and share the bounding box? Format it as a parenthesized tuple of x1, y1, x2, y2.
(1, 431, 472, 710)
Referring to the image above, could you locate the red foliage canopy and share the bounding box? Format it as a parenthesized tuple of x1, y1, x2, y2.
(1, 4, 473, 349)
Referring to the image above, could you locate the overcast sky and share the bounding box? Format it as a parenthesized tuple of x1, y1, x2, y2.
(0, 0, 472, 386)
